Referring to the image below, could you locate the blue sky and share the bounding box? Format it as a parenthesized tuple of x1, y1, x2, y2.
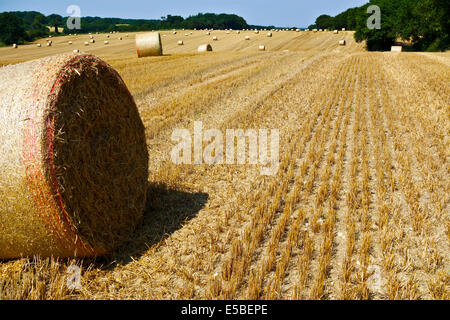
(0, 0, 368, 27)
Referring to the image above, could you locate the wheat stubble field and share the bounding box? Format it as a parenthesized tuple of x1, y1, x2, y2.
(0, 30, 448, 300)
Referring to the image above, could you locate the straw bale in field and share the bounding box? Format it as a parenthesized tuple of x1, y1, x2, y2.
(0, 54, 148, 259)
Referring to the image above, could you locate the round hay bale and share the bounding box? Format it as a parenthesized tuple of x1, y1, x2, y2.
(342, 28, 346, 31)
(0, 53, 148, 259)
(236, 31, 241, 34)
(258, 45, 266, 51)
(254, 30, 259, 34)
(118, 37, 122, 40)
(73, 49, 79, 53)
(136, 32, 163, 57)
(313, 29, 318, 33)
(267, 32, 272, 37)
(245, 36, 250, 40)
(90, 39, 95, 43)
(212, 36, 218, 41)
(206, 31, 211, 35)
(334, 30, 339, 34)
(37, 43, 42, 47)
(198, 44, 212, 52)
(104, 40, 109, 45)
(13, 44, 18, 48)
(90, 35, 94, 39)
(106, 35, 110, 38)
(84, 41, 89, 46)
(173, 31, 177, 35)
(178, 40, 184, 45)
(47, 42, 52, 47)
(339, 40, 346, 46)
(68, 41, 73, 45)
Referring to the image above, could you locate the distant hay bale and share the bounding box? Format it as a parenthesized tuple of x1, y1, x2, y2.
(90, 35, 94, 39)
(319, 29, 323, 32)
(267, 32, 272, 37)
(47, 42, 52, 47)
(339, 40, 346, 46)
(106, 35, 110, 38)
(213, 36, 218, 41)
(12, 44, 18, 48)
(334, 30, 339, 34)
(185, 33, 189, 36)
(206, 31, 211, 35)
(173, 31, 177, 34)
(0, 53, 148, 259)
(313, 29, 318, 32)
(84, 41, 89, 46)
(226, 31, 230, 34)
(254, 30, 259, 34)
(342, 28, 346, 31)
(136, 32, 163, 57)
(118, 37, 122, 40)
(237, 31, 241, 34)
(198, 44, 212, 52)
(90, 39, 95, 43)
(37, 43, 41, 47)
(126, 34, 129, 37)
(104, 40, 109, 45)
(68, 41, 73, 45)
(258, 45, 266, 51)
(73, 49, 79, 53)
(245, 36, 251, 40)
(178, 40, 184, 45)
(391, 46, 402, 52)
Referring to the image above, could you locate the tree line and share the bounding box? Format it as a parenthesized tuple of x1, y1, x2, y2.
(0, 11, 252, 46)
(309, 0, 449, 51)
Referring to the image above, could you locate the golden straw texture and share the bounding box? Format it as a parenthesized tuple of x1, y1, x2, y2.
(0, 53, 148, 259)
(136, 32, 163, 58)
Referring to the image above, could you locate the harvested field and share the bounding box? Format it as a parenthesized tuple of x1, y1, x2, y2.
(0, 30, 448, 300)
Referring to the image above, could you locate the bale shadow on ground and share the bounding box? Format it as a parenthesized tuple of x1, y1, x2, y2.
(102, 182, 209, 267)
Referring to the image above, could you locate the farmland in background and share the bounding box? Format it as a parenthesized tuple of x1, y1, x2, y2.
(0, 30, 448, 300)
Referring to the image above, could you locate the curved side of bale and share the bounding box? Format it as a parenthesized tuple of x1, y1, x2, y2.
(0, 54, 149, 259)
(198, 44, 212, 52)
(136, 32, 163, 58)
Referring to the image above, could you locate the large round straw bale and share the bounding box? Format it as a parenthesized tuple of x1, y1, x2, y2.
(0, 54, 148, 259)
(245, 36, 250, 40)
(47, 42, 52, 47)
(334, 30, 339, 34)
(339, 40, 346, 46)
(84, 41, 89, 46)
(267, 32, 272, 37)
(68, 41, 73, 45)
(178, 40, 184, 45)
(313, 29, 318, 32)
(90, 39, 95, 43)
(73, 49, 79, 53)
(212, 36, 218, 41)
(136, 32, 163, 58)
(258, 45, 266, 51)
(198, 44, 212, 52)
(104, 40, 109, 45)
(13, 44, 18, 48)
(37, 43, 42, 47)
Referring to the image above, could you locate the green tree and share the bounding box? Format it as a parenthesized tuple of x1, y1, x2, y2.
(0, 12, 27, 45)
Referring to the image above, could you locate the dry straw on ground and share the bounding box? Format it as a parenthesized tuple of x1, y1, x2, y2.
(0, 53, 148, 259)
(136, 32, 163, 58)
